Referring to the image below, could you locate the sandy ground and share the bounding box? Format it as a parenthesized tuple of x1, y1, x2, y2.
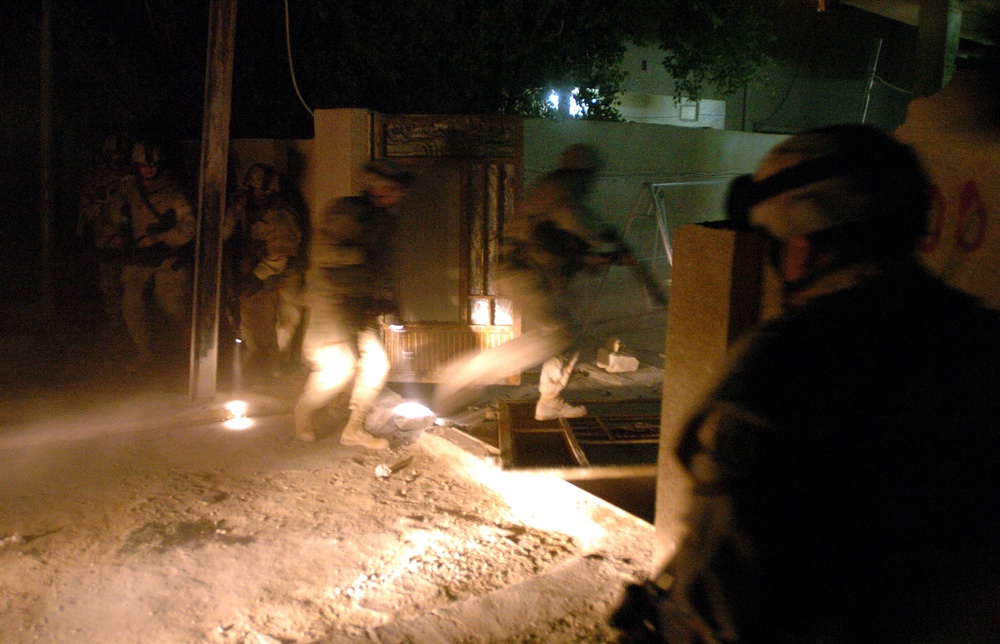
(0, 319, 663, 643)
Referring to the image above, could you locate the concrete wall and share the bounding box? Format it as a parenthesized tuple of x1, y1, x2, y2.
(619, 44, 726, 130)
(522, 119, 784, 360)
(617, 93, 726, 130)
(619, 8, 918, 135)
(304, 110, 372, 219)
(896, 70, 1000, 309)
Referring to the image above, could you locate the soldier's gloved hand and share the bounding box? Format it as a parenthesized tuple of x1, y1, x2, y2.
(598, 226, 622, 244)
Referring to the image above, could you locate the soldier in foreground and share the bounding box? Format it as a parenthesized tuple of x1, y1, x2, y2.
(611, 124, 1000, 642)
(294, 160, 413, 448)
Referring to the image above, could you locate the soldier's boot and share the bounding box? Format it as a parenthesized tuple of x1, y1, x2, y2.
(535, 396, 587, 420)
(339, 408, 389, 450)
(535, 353, 586, 420)
(293, 405, 316, 443)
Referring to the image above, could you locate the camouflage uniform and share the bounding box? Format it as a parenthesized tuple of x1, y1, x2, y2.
(108, 144, 196, 366)
(227, 166, 304, 378)
(637, 264, 1000, 643)
(434, 144, 625, 420)
(612, 125, 1000, 643)
(77, 135, 130, 343)
(294, 160, 411, 447)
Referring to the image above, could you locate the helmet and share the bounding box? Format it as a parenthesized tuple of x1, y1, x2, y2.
(243, 163, 279, 194)
(131, 141, 162, 166)
(557, 143, 603, 172)
(102, 134, 128, 156)
(739, 125, 931, 250)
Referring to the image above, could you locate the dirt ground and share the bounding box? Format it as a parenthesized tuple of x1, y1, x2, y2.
(0, 319, 663, 643)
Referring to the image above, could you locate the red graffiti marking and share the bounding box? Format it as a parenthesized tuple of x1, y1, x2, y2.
(955, 180, 988, 253)
(919, 184, 946, 253)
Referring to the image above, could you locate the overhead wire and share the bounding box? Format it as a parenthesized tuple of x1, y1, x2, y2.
(874, 75, 914, 95)
(284, 0, 314, 118)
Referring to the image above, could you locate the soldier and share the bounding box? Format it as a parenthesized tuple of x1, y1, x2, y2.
(611, 125, 1000, 642)
(108, 140, 197, 370)
(433, 144, 636, 420)
(293, 160, 413, 447)
(226, 163, 304, 382)
(77, 133, 131, 346)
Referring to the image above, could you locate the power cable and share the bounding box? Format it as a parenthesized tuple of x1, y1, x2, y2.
(874, 75, 914, 96)
(284, 0, 314, 118)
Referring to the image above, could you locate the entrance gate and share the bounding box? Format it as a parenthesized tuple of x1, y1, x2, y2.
(372, 114, 524, 383)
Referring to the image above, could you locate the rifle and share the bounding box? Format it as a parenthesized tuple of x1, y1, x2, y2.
(531, 218, 669, 307)
(599, 226, 668, 306)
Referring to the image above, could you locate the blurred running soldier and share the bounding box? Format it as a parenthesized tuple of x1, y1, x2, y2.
(434, 143, 636, 420)
(294, 160, 413, 447)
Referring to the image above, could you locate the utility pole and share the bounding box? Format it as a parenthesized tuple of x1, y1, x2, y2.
(39, 0, 54, 317)
(189, 0, 237, 401)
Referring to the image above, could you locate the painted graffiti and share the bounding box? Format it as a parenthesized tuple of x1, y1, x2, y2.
(919, 179, 990, 255)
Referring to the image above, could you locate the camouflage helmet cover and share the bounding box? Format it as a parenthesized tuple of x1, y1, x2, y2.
(745, 124, 931, 246)
(243, 163, 280, 194)
(131, 141, 162, 166)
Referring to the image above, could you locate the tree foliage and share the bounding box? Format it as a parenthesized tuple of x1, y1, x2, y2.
(647, 0, 785, 101)
(293, 0, 629, 118)
(291, 0, 784, 118)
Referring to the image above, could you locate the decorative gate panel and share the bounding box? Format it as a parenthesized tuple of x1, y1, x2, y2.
(372, 114, 523, 383)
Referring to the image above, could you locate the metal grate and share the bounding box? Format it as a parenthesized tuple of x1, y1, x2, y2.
(566, 415, 662, 443)
(498, 399, 660, 479)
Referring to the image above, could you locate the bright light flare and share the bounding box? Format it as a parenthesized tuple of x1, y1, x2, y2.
(470, 298, 491, 325)
(392, 401, 434, 419)
(547, 88, 584, 117)
(314, 345, 354, 387)
(391, 401, 437, 432)
(223, 400, 252, 430)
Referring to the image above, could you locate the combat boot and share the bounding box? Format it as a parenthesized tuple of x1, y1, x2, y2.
(340, 408, 389, 449)
(535, 396, 587, 421)
(294, 406, 316, 442)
